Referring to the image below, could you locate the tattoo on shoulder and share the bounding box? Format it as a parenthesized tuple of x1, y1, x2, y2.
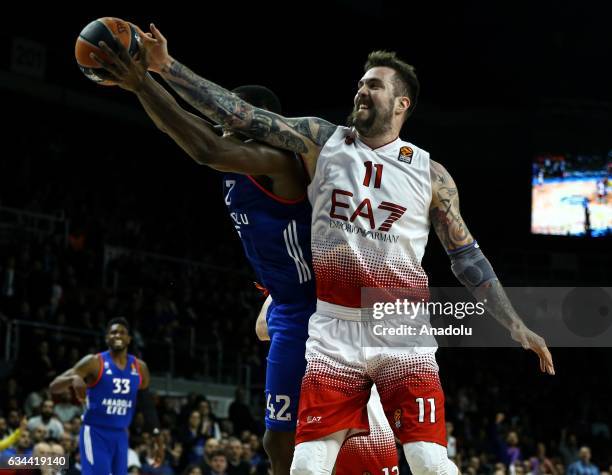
(429, 161, 471, 250)
(308, 118, 337, 146)
(246, 114, 336, 155)
(286, 117, 336, 147)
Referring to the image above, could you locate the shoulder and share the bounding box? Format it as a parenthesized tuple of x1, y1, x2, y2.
(400, 140, 429, 157)
(316, 125, 349, 148)
(66, 353, 101, 379)
(135, 357, 147, 369)
(429, 159, 455, 184)
(135, 358, 150, 388)
(395, 140, 431, 175)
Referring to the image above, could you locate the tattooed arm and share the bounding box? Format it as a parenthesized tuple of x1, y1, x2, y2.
(428, 160, 473, 251)
(90, 31, 307, 199)
(140, 24, 336, 173)
(429, 160, 554, 374)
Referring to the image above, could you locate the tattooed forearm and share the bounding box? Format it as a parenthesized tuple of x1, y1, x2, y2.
(430, 161, 526, 331)
(473, 280, 525, 332)
(161, 59, 255, 129)
(429, 161, 472, 250)
(159, 59, 335, 154)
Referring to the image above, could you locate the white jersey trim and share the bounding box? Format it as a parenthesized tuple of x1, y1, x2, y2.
(84, 424, 94, 465)
(283, 220, 312, 284)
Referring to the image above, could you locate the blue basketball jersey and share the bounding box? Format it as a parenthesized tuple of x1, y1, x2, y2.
(223, 173, 315, 332)
(82, 351, 141, 430)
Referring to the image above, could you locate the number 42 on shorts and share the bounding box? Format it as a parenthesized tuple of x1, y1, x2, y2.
(266, 394, 291, 421)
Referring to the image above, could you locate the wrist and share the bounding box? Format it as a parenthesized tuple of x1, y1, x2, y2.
(510, 321, 526, 334)
(160, 56, 175, 75)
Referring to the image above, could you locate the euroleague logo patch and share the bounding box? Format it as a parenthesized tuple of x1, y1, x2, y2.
(393, 408, 402, 428)
(398, 146, 413, 164)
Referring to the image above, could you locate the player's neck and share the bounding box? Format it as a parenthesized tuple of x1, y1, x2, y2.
(357, 129, 400, 150)
(109, 349, 128, 367)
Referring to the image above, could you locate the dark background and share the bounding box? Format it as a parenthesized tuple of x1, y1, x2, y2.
(1, 1, 611, 472)
(2, 1, 611, 281)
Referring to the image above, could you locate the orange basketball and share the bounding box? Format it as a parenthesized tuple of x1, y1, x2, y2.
(75, 17, 139, 85)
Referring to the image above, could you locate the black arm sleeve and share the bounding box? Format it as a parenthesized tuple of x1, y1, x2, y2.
(137, 388, 161, 433)
(448, 241, 498, 289)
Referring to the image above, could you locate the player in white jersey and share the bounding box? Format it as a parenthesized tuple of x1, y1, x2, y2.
(133, 26, 555, 475)
(256, 297, 399, 475)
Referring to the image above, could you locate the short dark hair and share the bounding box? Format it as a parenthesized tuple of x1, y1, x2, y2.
(106, 317, 130, 334)
(364, 51, 420, 119)
(232, 85, 282, 114)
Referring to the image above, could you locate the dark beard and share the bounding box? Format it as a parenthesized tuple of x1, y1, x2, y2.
(346, 106, 376, 135)
(346, 103, 393, 137)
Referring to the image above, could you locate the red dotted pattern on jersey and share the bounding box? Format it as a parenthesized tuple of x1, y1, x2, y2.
(301, 352, 369, 396)
(298, 347, 446, 446)
(312, 236, 429, 308)
(368, 352, 440, 398)
(336, 422, 398, 475)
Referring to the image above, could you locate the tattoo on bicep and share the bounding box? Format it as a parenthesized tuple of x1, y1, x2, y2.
(288, 117, 336, 147)
(311, 119, 336, 145)
(246, 113, 309, 154)
(430, 163, 471, 249)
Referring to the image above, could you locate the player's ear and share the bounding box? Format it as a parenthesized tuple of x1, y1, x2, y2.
(396, 96, 410, 115)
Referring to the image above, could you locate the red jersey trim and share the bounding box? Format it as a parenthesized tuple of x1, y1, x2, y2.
(133, 357, 143, 389)
(246, 175, 307, 205)
(88, 353, 104, 388)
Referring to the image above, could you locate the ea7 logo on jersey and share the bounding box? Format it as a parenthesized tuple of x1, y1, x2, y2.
(398, 146, 413, 164)
(330, 189, 407, 232)
(306, 416, 322, 423)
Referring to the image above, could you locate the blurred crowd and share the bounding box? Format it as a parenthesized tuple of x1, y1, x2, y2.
(0, 387, 267, 475)
(1, 368, 611, 475)
(1, 88, 611, 475)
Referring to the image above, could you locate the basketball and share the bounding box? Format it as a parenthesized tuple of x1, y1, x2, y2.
(75, 17, 139, 85)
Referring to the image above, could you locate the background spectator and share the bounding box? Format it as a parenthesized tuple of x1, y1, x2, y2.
(27, 400, 64, 441)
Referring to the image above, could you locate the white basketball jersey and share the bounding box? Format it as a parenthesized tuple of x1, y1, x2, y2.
(308, 126, 432, 309)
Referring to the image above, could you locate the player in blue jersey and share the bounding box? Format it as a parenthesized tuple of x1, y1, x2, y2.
(50, 317, 163, 475)
(91, 36, 397, 475)
(92, 39, 313, 475)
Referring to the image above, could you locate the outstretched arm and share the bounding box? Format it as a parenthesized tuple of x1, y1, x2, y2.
(93, 38, 306, 184)
(429, 160, 555, 375)
(139, 24, 337, 168)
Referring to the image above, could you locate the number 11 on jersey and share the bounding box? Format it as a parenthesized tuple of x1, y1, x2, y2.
(363, 161, 383, 188)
